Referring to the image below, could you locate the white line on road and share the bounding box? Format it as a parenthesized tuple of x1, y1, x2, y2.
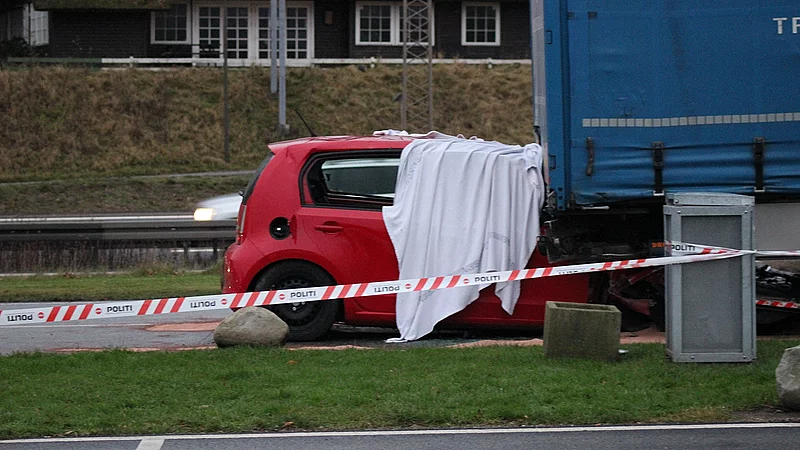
(136, 438, 165, 450)
(3, 423, 800, 444)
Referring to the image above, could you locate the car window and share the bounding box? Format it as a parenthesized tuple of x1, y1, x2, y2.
(241, 152, 274, 205)
(322, 158, 399, 197)
(305, 154, 400, 209)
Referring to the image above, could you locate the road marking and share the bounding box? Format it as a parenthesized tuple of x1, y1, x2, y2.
(3, 423, 800, 443)
(136, 438, 165, 450)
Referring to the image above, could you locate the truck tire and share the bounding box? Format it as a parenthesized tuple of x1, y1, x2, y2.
(252, 261, 339, 341)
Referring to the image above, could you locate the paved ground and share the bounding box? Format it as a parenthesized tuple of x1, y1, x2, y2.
(0, 301, 674, 355)
(4, 300, 800, 355)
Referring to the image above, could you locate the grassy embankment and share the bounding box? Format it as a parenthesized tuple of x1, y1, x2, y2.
(0, 269, 220, 302)
(1, 340, 797, 439)
(0, 64, 534, 214)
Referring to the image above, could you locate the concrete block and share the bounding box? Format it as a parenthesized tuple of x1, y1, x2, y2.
(543, 301, 621, 361)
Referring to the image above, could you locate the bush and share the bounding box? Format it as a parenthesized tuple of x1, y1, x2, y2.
(0, 37, 35, 60)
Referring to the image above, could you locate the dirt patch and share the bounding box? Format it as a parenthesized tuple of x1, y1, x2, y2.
(620, 326, 665, 344)
(286, 344, 374, 351)
(447, 338, 543, 349)
(731, 405, 800, 423)
(53, 345, 217, 353)
(145, 321, 221, 332)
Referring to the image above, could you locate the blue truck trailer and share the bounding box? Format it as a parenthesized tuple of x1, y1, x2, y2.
(531, 1, 800, 328)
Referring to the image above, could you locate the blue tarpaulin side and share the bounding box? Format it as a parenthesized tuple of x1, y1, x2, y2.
(544, 0, 800, 207)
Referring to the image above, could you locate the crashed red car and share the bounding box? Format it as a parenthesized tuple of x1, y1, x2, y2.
(222, 135, 589, 340)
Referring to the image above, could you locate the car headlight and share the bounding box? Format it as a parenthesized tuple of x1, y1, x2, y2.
(193, 208, 216, 221)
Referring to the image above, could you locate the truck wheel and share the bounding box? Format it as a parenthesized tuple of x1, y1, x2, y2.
(253, 261, 339, 342)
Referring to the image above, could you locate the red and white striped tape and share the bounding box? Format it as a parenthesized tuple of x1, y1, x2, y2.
(756, 299, 800, 310)
(0, 246, 746, 325)
(0, 243, 750, 326)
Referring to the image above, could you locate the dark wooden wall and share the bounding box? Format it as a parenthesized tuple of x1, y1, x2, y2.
(49, 10, 149, 57)
(46, 1, 531, 60)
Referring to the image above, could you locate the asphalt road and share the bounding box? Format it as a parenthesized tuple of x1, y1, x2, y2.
(2, 424, 800, 449)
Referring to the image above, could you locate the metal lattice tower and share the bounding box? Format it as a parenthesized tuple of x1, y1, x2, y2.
(401, 0, 433, 132)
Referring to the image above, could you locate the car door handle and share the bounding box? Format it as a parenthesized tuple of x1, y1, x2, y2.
(314, 222, 343, 234)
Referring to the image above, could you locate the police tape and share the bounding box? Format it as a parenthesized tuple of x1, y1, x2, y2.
(0, 243, 752, 326)
(757, 299, 800, 310)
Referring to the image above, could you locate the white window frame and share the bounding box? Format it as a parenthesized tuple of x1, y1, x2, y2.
(151, 3, 191, 45)
(224, 5, 251, 59)
(356, 2, 396, 46)
(23, 4, 49, 46)
(256, 3, 314, 61)
(355, 1, 434, 46)
(193, 1, 314, 62)
(461, 2, 500, 47)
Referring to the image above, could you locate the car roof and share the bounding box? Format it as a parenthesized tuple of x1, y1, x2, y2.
(268, 135, 414, 156)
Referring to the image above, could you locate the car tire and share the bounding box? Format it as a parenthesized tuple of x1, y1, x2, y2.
(253, 261, 339, 342)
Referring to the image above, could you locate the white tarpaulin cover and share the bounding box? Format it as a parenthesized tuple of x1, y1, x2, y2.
(382, 136, 545, 341)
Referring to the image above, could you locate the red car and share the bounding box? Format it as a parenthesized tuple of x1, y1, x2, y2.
(222, 135, 590, 340)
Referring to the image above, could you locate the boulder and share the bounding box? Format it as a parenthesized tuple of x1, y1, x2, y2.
(214, 307, 289, 348)
(776, 345, 800, 410)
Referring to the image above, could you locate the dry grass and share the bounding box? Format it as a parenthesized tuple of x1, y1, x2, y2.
(0, 175, 252, 214)
(0, 64, 534, 182)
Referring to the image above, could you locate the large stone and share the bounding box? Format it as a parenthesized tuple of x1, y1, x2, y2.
(214, 307, 289, 348)
(776, 345, 800, 410)
(543, 301, 621, 361)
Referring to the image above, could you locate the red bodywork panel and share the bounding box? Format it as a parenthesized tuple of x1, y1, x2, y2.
(223, 135, 589, 330)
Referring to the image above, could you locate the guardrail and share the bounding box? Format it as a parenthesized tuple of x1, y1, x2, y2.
(0, 216, 237, 273)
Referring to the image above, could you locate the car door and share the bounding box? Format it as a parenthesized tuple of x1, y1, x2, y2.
(292, 151, 402, 325)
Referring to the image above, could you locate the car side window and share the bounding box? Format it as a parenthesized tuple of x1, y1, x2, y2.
(305, 154, 400, 209)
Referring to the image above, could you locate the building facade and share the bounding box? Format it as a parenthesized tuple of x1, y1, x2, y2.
(2, 0, 532, 63)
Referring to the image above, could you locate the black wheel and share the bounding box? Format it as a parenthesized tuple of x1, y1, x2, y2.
(253, 261, 339, 342)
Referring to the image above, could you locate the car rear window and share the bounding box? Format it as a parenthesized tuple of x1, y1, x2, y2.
(321, 158, 399, 198)
(241, 152, 273, 205)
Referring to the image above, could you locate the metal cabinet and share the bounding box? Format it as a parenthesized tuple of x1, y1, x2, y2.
(664, 193, 756, 363)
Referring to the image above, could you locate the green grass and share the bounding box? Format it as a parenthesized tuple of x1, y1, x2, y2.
(0, 271, 221, 302)
(0, 341, 796, 439)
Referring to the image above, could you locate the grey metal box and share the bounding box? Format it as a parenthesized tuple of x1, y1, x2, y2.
(663, 193, 756, 363)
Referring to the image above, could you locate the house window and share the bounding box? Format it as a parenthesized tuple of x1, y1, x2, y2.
(356, 2, 432, 46)
(258, 6, 311, 59)
(257, 7, 271, 58)
(198, 6, 221, 56)
(462, 3, 500, 46)
(195, 3, 312, 61)
(151, 3, 189, 44)
(25, 5, 49, 46)
(285, 7, 309, 59)
(225, 7, 249, 59)
(357, 4, 393, 44)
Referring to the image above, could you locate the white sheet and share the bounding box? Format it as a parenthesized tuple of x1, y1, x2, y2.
(382, 136, 545, 341)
